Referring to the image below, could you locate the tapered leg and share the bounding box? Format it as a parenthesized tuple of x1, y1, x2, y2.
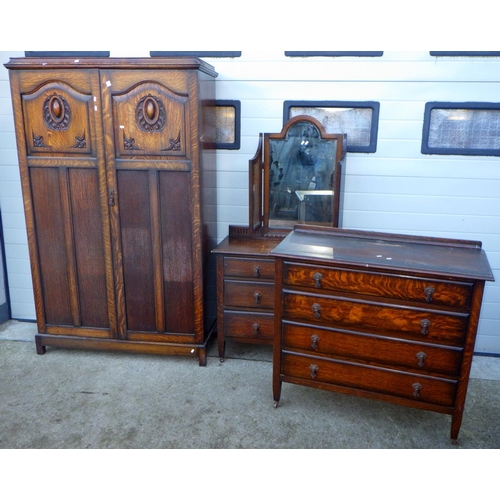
(273, 378, 282, 408)
(450, 408, 463, 445)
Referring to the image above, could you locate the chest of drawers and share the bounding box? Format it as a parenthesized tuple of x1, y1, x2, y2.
(272, 226, 494, 443)
(212, 235, 282, 360)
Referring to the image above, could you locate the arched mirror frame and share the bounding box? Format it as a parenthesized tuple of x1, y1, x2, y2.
(249, 115, 347, 236)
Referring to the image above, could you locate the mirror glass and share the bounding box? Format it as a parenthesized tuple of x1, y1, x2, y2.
(268, 120, 337, 228)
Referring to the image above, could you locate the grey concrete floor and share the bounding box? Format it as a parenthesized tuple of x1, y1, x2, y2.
(1, 319, 500, 449)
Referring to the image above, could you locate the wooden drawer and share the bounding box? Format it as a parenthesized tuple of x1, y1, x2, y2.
(224, 311, 274, 340)
(282, 352, 457, 407)
(224, 257, 275, 280)
(224, 280, 275, 309)
(282, 291, 469, 345)
(282, 322, 462, 376)
(283, 262, 472, 309)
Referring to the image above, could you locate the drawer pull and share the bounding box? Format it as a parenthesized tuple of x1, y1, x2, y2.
(416, 351, 427, 368)
(252, 323, 260, 336)
(253, 292, 262, 304)
(412, 383, 423, 398)
(313, 272, 323, 288)
(312, 303, 321, 319)
(253, 266, 261, 278)
(311, 334, 320, 350)
(424, 286, 436, 303)
(420, 319, 431, 335)
(309, 364, 319, 379)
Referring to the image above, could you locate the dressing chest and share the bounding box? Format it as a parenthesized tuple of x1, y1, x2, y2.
(272, 226, 494, 442)
(213, 116, 347, 359)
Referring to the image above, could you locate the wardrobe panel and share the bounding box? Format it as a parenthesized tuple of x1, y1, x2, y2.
(160, 171, 195, 334)
(21, 79, 94, 157)
(69, 168, 109, 328)
(109, 76, 189, 160)
(117, 169, 156, 332)
(30, 167, 73, 325)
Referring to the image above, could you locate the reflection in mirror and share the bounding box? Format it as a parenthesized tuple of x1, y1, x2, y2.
(268, 120, 337, 228)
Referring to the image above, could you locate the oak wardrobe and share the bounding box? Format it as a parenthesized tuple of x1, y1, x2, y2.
(6, 56, 217, 365)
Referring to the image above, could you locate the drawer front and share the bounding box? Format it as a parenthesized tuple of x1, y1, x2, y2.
(224, 311, 274, 340)
(224, 257, 275, 280)
(282, 352, 457, 407)
(283, 263, 472, 309)
(282, 322, 462, 376)
(224, 280, 275, 309)
(282, 291, 468, 345)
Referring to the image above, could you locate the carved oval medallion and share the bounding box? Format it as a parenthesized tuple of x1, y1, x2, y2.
(43, 93, 71, 130)
(136, 94, 166, 133)
(144, 97, 158, 124)
(51, 97, 62, 119)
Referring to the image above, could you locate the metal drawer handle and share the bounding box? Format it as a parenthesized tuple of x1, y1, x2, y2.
(309, 364, 319, 379)
(412, 383, 423, 398)
(416, 351, 427, 368)
(253, 266, 261, 278)
(311, 334, 320, 350)
(252, 323, 260, 335)
(312, 303, 321, 319)
(424, 286, 435, 303)
(253, 292, 262, 304)
(420, 319, 431, 335)
(313, 272, 323, 288)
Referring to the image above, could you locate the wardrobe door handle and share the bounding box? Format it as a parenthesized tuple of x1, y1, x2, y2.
(253, 266, 261, 278)
(309, 364, 319, 379)
(252, 323, 260, 336)
(253, 292, 262, 304)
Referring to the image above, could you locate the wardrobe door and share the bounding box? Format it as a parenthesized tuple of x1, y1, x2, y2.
(101, 69, 203, 343)
(9, 69, 115, 337)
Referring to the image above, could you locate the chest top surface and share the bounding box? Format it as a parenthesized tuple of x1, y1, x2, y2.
(212, 235, 283, 257)
(271, 227, 495, 282)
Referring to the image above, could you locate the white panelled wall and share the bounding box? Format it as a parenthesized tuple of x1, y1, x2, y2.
(0, 51, 32, 319)
(0, 51, 498, 353)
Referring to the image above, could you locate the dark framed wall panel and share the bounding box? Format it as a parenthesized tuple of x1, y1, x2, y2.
(430, 52, 500, 57)
(25, 51, 110, 57)
(422, 102, 500, 156)
(284, 100, 380, 153)
(285, 52, 383, 57)
(215, 100, 241, 149)
(150, 52, 241, 57)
